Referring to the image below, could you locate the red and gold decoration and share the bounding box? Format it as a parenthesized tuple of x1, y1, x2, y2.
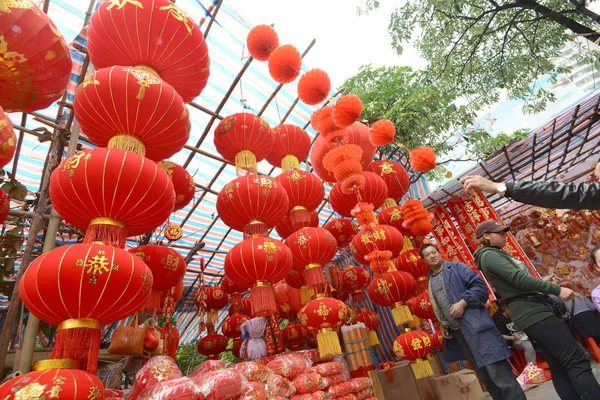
(329, 171, 388, 217)
(352, 224, 405, 264)
(0, 0, 71, 112)
(221, 275, 249, 316)
(276, 169, 324, 229)
(222, 314, 250, 339)
(0, 106, 16, 168)
(275, 210, 319, 239)
(266, 124, 311, 171)
(198, 285, 228, 328)
(282, 323, 306, 350)
(409, 146, 437, 173)
(157, 161, 195, 211)
(285, 269, 313, 305)
(395, 249, 430, 292)
(164, 223, 183, 241)
(432, 330, 444, 350)
(393, 330, 434, 378)
(88, 0, 210, 103)
(0, 186, 8, 225)
(368, 271, 417, 326)
(274, 281, 291, 317)
(229, 298, 252, 318)
(354, 310, 381, 346)
(268, 44, 302, 84)
(247, 24, 279, 61)
(298, 68, 331, 105)
(369, 119, 396, 146)
(324, 218, 358, 248)
(407, 291, 436, 320)
(338, 266, 371, 303)
(365, 160, 410, 209)
(198, 333, 228, 360)
(299, 296, 348, 359)
(20, 243, 152, 373)
(377, 205, 411, 237)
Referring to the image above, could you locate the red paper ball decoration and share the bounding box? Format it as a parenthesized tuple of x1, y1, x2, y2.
(368, 271, 417, 326)
(266, 124, 311, 170)
(298, 297, 348, 359)
(393, 330, 434, 378)
(275, 210, 319, 240)
(222, 314, 250, 339)
(88, 0, 210, 103)
(323, 218, 358, 248)
(276, 170, 325, 229)
(0, 368, 104, 399)
(329, 171, 388, 217)
(311, 106, 338, 136)
(157, 161, 195, 211)
(355, 310, 381, 346)
(268, 45, 302, 84)
(395, 249, 430, 290)
(432, 331, 444, 350)
(369, 119, 396, 146)
(282, 324, 306, 351)
(332, 94, 362, 128)
(198, 333, 228, 360)
(285, 227, 337, 290)
(0, 0, 71, 112)
(247, 24, 279, 61)
(164, 224, 183, 241)
(352, 225, 405, 263)
(400, 199, 434, 237)
(298, 69, 331, 105)
(0, 107, 16, 169)
(410, 146, 437, 173)
(366, 160, 410, 202)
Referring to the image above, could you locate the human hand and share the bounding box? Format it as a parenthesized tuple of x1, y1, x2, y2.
(559, 287, 580, 301)
(459, 176, 503, 194)
(449, 299, 468, 319)
(441, 326, 452, 339)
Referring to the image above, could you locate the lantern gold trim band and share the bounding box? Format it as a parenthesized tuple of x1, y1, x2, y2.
(253, 281, 272, 288)
(305, 263, 322, 270)
(88, 217, 126, 229)
(315, 293, 328, 299)
(58, 318, 101, 331)
(33, 359, 79, 371)
(383, 198, 396, 209)
(291, 205, 307, 212)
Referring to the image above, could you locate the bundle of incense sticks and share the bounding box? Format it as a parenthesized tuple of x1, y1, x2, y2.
(341, 323, 384, 400)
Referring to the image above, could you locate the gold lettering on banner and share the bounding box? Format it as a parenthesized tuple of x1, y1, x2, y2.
(106, 0, 143, 11)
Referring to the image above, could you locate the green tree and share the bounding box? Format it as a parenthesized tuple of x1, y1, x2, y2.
(361, 0, 600, 112)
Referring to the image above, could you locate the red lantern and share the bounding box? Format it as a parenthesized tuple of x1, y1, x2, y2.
(49, 148, 175, 247)
(395, 249, 430, 291)
(0, 367, 104, 399)
(157, 161, 195, 211)
(393, 330, 434, 378)
(339, 267, 371, 303)
(355, 311, 381, 346)
(268, 44, 302, 84)
(275, 210, 319, 239)
(282, 324, 306, 351)
(199, 285, 229, 315)
(88, 0, 210, 103)
(266, 124, 311, 170)
(247, 25, 279, 61)
(0, 107, 16, 169)
(164, 223, 183, 241)
(216, 175, 289, 237)
(298, 296, 348, 359)
(222, 314, 250, 339)
(0, 0, 71, 112)
(365, 160, 410, 204)
(221, 276, 249, 295)
(275, 170, 324, 229)
(432, 331, 444, 350)
(224, 236, 292, 317)
(369, 119, 396, 146)
(332, 94, 362, 128)
(368, 271, 417, 326)
(198, 333, 228, 360)
(232, 337, 244, 359)
(20, 243, 152, 373)
(229, 298, 251, 317)
(172, 278, 184, 302)
(323, 218, 358, 248)
(352, 225, 405, 265)
(409, 147, 437, 173)
(214, 113, 274, 174)
(377, 205, 411, 236)
(274, 281, 291, 316)
(329, 171, 388, 217)
(408, 291, 436, 320)
(0, 188, 8, 226)
(298, 69, 331, 105)
(73, 66, 190, 161)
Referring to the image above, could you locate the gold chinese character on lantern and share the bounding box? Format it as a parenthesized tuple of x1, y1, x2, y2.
(165, 253, 180, 271)
(411, 337, 423, 351)
(393, 341, 405, 358)
(315, 302, 331, 318)
(373, 229, 387, 241)
(422, 335, 431, 347)
(380, 161, 396, 175)
(82, 255, 110, 276)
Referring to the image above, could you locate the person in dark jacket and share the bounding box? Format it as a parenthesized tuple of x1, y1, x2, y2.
(459, 175, 600, 210)
(474, 220, 600, 400)
(421, 243, 525, 400)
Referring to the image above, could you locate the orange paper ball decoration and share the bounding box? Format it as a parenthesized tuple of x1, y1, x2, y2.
(332, 94, 362, 128)
(275, 210, 319, 240)
(247, 24, 279, 61)
(0, 107, 16, 169)
(432, 331, 444, 350)
(266, 124, 311, 170)
(298, 69, 331, 105)
(395, 249, 430, 288)
(268, 44, 302, 84)
(198, 333, 228, 360)
(365, 160, 410, 202)
(298, 297, 347, 359)
(393, 330, 434, 378)
(88, 0, 210, 103)
(329, 171, 388, 218)
(369, 119, 396, 146)
(410, 147, 437, 173)
(352, 225, 405, 263)
(285, 227, 337, 290)
(323, 218, 358, 248)
(276, 170, 325, 229)
(0, 0, 71, 112)
(368, 271, 417, 326)
(311, 106, 338, 135)
(157, 161, 195, 211)
(0, 368, 104, 399)
(222, 314, 250, 339)
(410, 218, 434, 237)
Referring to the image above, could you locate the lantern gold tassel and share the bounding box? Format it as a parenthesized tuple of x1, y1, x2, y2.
(317, 328, 342, 360)
(108, 134, 146, 157)
(383, 197, 397, 209)
(402, 237, 414, 252)
(300, 286, 313, 304)
(391, 303, 413, 326)
(281, 154, 300, 171)
(235, 150, 257, 175)
(50, 318, 101, 374)
(250, 281, 276, 317)
(411, 357, 434, 379)
(85, 218, 127, 249)
(368, 329, 380, 346)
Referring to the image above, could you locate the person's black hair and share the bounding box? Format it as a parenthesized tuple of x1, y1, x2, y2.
(591, 244, 600, 266)
(419, 243, 439, 258)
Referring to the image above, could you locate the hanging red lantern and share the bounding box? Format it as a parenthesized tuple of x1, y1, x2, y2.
(198, 285, 229, 323)
(323, 218, 358, 248)
(0, 188, 8, 226)
(395, 249, 430, 291)
(164, 223, 183, 241)
(266, 124, 311, 171)
(0, 367, 104, 399)
(0, 0, 71, 112)
(229, 298, 252, 317)
(172, 278, 184, 302)
(275, 210, 319, 240)
(268, 44, 302, 84)
(20, 243, 152, 373)
(409, 146, 437, 173)
(274, 281, 291, 316)
(352, 225, 405, 265)
(88, 0, 210, 103)
(432, 331, 444, 350)
(365, 160, 410, 205)
(355, 310, 381, 346)
(73, 66, 190, 161)
(198, 333, 228, 360)
(214, 113, 274, 174)
(369, 119, 396, 146)
(329, 171, 388, 218)
(282, 324, 306, 351)
(339, 266, 371, 303)
(377, 205, 411, 236)
(247, 24, 279, 61)
(49, 148, 175, 248)
(393, 330, 434, 378)
(222, 314, 250, 339)
(224, 236, 292, 317)
(232, 337, 244, 359)
(298, 69, 331, 105)
(285, 270, 313, 305)
(221, 276, 249, 296)
(275, 170, 324, 229)
(216, 175, 289, 237)
(157, 161, 195, 211)
(298, 296, 347, 360)
(332, 94, 362, 128)
(0, 107, 16, 169)
(408, 291, 436, 320)
(368, 271, 417, 327)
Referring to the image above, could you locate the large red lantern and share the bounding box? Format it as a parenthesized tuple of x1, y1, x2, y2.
(266, 124, 311, 170)
(408, 291, 436, 320)
(365, 160, 410, 205)
(157, 161, 195, 211)
(329, 171, 388, 217)
(214, 113, 273, 174)
(0, 0, 71, 112)
(394, 330, 434, 378)
(49, 148, 175, 247)
(274, 281, 291, 316)
(275, 170, 324, 229)
(0, 107, 16, 169)
(20, 243, 152, 373)
(396, 249, 430, 292)
(298, 296, 348, 359)
(222, 314, 250, 339)
(88, 0, 210, 103)
(221, 276, 249, 317)
(198, 333, 228, 360)
(73, 66, 190, 161)
(368, 271, 417, 327)
(0, 367, 104, 399)
(221, 276, 249, 295)
(355, 310, 381, 346)
(282, 324, 306, 351)
(216, 175, 289, 237)
(224, 236, 292, 316)
(339, 266, 371, 303)
(323, 218, 358, 248)
(351, 225, 404, 264)
(275, 210, 319, 239)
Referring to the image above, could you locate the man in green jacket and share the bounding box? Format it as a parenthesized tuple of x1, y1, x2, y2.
(474, 220, 600, 400)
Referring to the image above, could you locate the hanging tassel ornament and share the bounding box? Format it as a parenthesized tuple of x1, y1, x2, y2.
(235, 150, 258, 176)
(84, 218, 127, 249)
(391, 302, 414, 327)
(411, 357, 434, 379)
(368, 329, 380, 346)
(317, 328, 342, 359)
(107, 134, 146, 156)
(299, 296, 347, 361)
(250, 281, 277, 317)
(49, 318, 101, 374)
(304, 263, 327, 292)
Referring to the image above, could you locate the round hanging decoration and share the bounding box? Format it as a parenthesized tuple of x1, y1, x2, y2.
(214, 112, 273, 174)
(366, 160, 410, 206)
(275, 210, 319, 240)
(393, 330, 434, 379)
(198, 333, 228, 360)
(409, 146, 437, 173)
(266, 124, 311, 171)
(49, 148, 175, 247)
(285, 270, 313, 305)
(377, 205, 411, 236)
(298, 296, 348, 360)
(221, 275, 249, 295)
(395, 248, 430, 291)
(222, 314, 250, 339)
(407, 291, 436, 320)
(73, 66, 190, 161)
(224, 236, 292, 317)
(199, 285, 229, 315)
(282, 324, 306, 351)
(329, 171, 388, 218)
(247, 24, 279, 61)
(229, 298, 251, 317)
(274, 281, 291, 316)
(355, 310, 381, 346)
(0, 0, 71, 112)
(311, 106, 338, 136)
(339, 266, 371, 303)
(275, 170, 324, 229)
(20, 243, 152, 373)
(157, 161, 195, 211)
(351, 225, 405, 265)
(368, 271, 417, 327)
(331, 94, 362, 128)
(164, 223, 183, 241)
(297, 68, 331, 105)
(285, 227, 337, 291)
(323, 218, 358, 248)
(221, 275, 249, 317)
(216, 174, 289, 237)
(401, 199, 434, 237)
(0, 107, 16, 169)
(369, 119, 396, 147)
(268, 44, 302, 84)
(432, 331, 444, 350)
(322, 144, 364, 184)
(87, 0, 210, 103)
(0, 187, 9, 226)
(172, 278, 184, 302)
(0, 368, 104, 400)
(232, 337, 243, 359)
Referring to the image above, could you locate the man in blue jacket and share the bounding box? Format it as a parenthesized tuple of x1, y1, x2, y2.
(421, 243, 525, 400)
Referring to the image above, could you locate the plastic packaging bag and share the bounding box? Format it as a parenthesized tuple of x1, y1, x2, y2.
(188, 360, 226, 380)
(240, 381, 267, 400)
(293, 372, 325, 394)
(321, 373, 346, 388)
(266, 353, 312, 379)
(137, 376, 204, 400)
(265, 373, 296, 398)
(242, 317, 267, 360)
(193, 368, 244, 400)
(517, 362, 551, 391)
(235, 361, 270, 382)
(129, 356, 182, 400)
(307, 361, 344, 376)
